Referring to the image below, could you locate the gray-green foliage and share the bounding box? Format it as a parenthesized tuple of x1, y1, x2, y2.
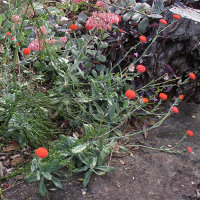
(25, 134, 115, 197)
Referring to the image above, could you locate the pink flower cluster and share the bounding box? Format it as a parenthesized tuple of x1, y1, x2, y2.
(22, 6, 34, 18)
(95, 1, 105, 7)
(95, 0, 110, 7)
(28, 26, 55, 51)
(35, 26, 47, 37)
(11, 15, 22, 24)
(28, 38, 55, 51)
(85, 11, 120, 30)
(73, 0, 88, 3)
(59, 36, 67, 43)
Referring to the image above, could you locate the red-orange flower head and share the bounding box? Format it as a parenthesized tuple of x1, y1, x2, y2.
(159, 93, 167, 101)
(159, 19, 167, 25)
(186, 130, 193, 137)
(171, 106, 179, 113)
(136, 65, 146, 73)
(70, 24, 78, 30)
(22, 48, 31, 55)
(142, 97, 149, 103)
(35, 147, 48, 158)
(119, 29, 124, 33)
(187, 147, 192, 153)
(117, 15, 121, 22)
(5, 32, 11, 36)
(85, 25, 93, 30)
(173, 14, 181, 20)
(189, 73, 196, 80)
(179, 94, 184, 100)
(125, 90, 136, 100)
(139, 36, 147, 43)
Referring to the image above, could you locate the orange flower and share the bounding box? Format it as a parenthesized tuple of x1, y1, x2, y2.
(187, 147, 192, 153)
(171, 106, 179, 113)
(139, 36, 147, 43)
(70, 24, 78, 30)
(159, 93, 167, 101)
(35, 147, 48, 158)
(117, 15, 121, 22)
(142, 97, 149, 103)
(179, 94, 184, 100)
(159, 19, 167, 25)
(173, 14, 181, 20)
(125, 90, 136, 100)
(136, 65, 146, 73)
(5, 32, 11, 36)
(186, 130, 193, 137)
(189, 73, 196, 80)
(85, 25, 93, 30)
(22, 48, 31, 55)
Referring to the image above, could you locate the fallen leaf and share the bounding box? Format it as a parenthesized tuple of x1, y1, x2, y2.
(3, 141, 19, 152)
(11, 156, 23, 167)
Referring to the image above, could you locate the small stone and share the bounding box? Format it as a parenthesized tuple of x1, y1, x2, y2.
(0, 156, 6, 161)
(81, 188, 87, 196)
(0, 161, 7, 177)
(59, 17, 69, 25)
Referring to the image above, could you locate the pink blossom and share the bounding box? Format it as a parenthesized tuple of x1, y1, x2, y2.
(28, 38, 55, 51)
(95, 1, 105, 7)
(28, 38, 44, 51)
(22, 6, 34, 18)
(11, 15, 22, 24)
(59, 36, 67, 43)
(35, 26, 47, 37)
(73, 0, 88, 3)
(46, 38, 56, 45)
(85, 11, 120, 31)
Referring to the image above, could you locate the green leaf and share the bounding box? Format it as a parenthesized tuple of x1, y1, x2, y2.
(89, 157, 97, 168)
(72, 143, 88, 154)
(51, 176, 63, 189)
(39, 177, 48, 197)
(138, 18, 149, 34)
(123, 12, 132, 21)
(97, 55, 106, 63)
(56, 2, 63, 8)
(119, 146, 130, 153)
(24, 173, 38, 183)
(95, 165, 115, 173)
(0, 14, 5, 27)
(131, 13, 141, 23)
(96, 64, 106, 72)
(73, 165, 89, 173)
(98, 150, 106, 166)
(42, 172, 52, 180)
(78, 153, 89, 165)
(99, 42, 108, 48)
(78, 12, 88, 23)
(83, 169, 93, 188)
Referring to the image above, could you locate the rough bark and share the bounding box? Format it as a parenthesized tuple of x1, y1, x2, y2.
(145, 5, 200, 102)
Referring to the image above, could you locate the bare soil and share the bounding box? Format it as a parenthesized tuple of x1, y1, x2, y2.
(2, 102, 200, 200)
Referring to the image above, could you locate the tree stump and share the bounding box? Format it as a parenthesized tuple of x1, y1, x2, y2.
(145, 5, 200, 102)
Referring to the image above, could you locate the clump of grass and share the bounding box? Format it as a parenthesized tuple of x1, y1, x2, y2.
(0, 91, 58, 147)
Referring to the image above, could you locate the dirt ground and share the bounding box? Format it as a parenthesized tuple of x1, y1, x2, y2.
(2, 102, 200, 200)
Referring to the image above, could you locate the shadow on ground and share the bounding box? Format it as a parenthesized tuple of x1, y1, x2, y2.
(3, 102, 200, 200)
